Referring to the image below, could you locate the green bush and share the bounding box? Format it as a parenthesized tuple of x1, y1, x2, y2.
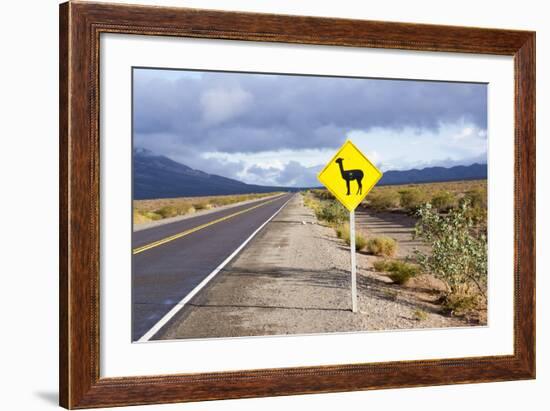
(386, 261, 420, 284)
(430, 190, 457, 212)
(366, 236, 397, 257)
(372, 259, 420, 284)
(367, 190, 400, 211)
(398, 188, 428, 212)
(315, 201, 347, 224)
(414, 202, 487, 299)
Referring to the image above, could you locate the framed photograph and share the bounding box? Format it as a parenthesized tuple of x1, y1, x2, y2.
(59, 1, 535, 408)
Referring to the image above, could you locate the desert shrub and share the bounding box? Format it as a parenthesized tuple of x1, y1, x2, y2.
(441, 291, 481, 316)
(386, 261, 420, 284)
(311, 189, 335, 200)
(413, 309, 428, 321)
(430, 190, 457, 212)
(398, 188, 428, 212)
(366, 236, 397, 257)
(177, 203, 195, 214)
(214, 197, 233, 206)
(367, 190, 400, 211)
(155, 205, 179, 218)
(335, 223, 366, 251)
(373, 259, 390, 272)
(192, 201, 211, 210)
(373, 259, 420, 284)
(315, 201, 347, 224)
(133, 210, 151, 225)
(155, 203, 196, 218)
(144, 211, 162, 221)
(348, 232, 367, 251)
(335, 223, 348, 239)
(303, 195, 321, 212)
(460, 189, 488, 226)
(414, 202, 487, 300)
(461, 188, 487, 209)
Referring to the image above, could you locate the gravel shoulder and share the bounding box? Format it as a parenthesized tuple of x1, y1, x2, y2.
(157, 195, 473, 340)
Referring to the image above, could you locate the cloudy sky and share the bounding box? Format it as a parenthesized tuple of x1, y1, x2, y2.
(133, 68, 487, 187)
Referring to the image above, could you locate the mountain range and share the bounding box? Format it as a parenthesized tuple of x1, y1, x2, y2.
(378, 163, 487, 186)
(133, 148, 487, 200)
(133, 148, 297, 199)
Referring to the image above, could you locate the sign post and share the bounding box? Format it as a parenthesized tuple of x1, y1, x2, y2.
(317, 140, 382, 313)
(349, 210, 357, 312)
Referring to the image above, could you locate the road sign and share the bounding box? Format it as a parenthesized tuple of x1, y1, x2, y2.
(317, 140, 383, 211)
(317, 140, 383, 312)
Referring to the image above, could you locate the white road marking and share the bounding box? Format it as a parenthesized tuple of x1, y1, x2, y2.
(136, 194, 294, 342)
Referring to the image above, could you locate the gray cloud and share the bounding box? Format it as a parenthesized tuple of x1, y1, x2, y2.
(134, 70, 487, 155)
(276, 161, 320, 187)
(133, 69, 487, 186)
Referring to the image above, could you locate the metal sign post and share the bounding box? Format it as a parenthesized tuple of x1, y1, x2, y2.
(350, 210, 358, 312)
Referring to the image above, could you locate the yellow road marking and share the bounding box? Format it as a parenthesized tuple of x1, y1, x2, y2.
(133, 194, 287, 255)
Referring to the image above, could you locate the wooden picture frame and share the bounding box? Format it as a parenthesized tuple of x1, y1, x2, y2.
(59, 1, 535, 408)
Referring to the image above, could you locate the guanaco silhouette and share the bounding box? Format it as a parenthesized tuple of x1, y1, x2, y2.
(335, 157, 364, 195)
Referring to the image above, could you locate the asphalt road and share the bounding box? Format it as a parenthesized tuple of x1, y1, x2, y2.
(132, 193, 294, 341)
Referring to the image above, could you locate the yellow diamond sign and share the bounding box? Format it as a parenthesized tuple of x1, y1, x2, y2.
(317, 140, 383, 211)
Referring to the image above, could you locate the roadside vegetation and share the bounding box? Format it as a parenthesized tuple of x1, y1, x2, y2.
(373, 259, 420, 285)
(413, 309, 428, 321)
(308, 180, 486, 215)
(414, 201, 487, 316)
(335, 223, 367, 251)
(303, 191, 366, 251)
(133, 192, 282, 225)
(364, 180, 487, 216)
(365, 236, 397, 257)
(305, 179, 488, 321)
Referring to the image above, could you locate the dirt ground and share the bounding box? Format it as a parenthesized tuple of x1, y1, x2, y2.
(157, 195, 477, 340)
(355, 208, 429, 258)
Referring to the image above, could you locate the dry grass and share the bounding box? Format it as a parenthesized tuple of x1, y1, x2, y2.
(133, 192, 281, 224)
(413, 309, 428, 321)
(365, 180, 487, 212)
(365, 236, 398, 257)
(308, 180, 487, 218)
(334, 223, 367, 251)
(373, 259, 421, 285)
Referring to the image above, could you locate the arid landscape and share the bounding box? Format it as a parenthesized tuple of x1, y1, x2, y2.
(136, 179, 487, 340)
(134, 192, 281, 226)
